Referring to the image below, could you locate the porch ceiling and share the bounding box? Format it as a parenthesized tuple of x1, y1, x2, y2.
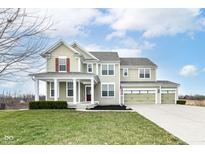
(29, 72, 100, 83)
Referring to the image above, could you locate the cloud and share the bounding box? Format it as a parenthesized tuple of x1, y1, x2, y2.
(105, 31, 126, 40)
(83, 38, 154, 57)
(96, 9, 205, 38)
(36, 8, 101, 37)
(179, 65, 198, 76)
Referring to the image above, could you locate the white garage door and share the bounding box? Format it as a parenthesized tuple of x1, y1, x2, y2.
(124, 89, 156, 104)
(161, 90, 176, 104)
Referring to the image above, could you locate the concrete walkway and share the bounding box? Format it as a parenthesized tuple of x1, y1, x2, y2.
(128, 104, 205, 145)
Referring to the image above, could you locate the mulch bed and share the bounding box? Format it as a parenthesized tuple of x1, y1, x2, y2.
(88, 105, 132, 110)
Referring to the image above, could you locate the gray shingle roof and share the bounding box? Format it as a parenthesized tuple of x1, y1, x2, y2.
(120, 58, 157, 67)
(89, 52, 120, 61)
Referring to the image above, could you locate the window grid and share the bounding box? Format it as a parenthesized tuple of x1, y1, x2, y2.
(59, 58, 66, 72)
(101, 64, 115, 76)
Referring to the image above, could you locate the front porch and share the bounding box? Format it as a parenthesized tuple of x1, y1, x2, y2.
(30, 72, 100, 106)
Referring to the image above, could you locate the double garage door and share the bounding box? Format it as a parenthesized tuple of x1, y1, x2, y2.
(124, 90, 156, 104)
(123, 89, 176, 104)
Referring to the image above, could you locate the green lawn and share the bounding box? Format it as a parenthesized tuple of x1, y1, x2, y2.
(0, 110, 185, 145)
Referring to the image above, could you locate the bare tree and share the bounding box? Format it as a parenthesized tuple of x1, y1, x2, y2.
(0, 8, 52, 82)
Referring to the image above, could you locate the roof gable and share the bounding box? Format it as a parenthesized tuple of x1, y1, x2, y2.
(41, 40, 80, 57)
(71, 42, 99, 60)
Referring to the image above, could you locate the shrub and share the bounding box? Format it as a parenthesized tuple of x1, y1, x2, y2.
(0, 103, 6, 110)
(29, 101, 67, 109)
(177, 100, 186, 105)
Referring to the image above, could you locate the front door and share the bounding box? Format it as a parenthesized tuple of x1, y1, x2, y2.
(86, 86, 91, 101)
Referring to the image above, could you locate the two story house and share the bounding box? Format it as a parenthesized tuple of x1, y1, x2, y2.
(30, 40, 179, 107)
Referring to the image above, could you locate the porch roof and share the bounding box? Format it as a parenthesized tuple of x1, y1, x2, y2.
(29, 72, 100, 83)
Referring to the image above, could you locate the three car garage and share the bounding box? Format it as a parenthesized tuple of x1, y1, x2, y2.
(123, 88, 177, 105)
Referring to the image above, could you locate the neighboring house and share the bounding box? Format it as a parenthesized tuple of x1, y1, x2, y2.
(30, 40, 179, 106)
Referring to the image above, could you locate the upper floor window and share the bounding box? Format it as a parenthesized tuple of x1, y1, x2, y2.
(59, 58, 66, 72)
(101, 64, 115, 76)
(87, 63, 93, 73)
(67, 82, 73, 97)
(123, 68, 128, 77)
(139, 68, 151, 79)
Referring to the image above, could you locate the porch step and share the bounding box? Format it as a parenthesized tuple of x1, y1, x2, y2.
(67, 102, 98, 109)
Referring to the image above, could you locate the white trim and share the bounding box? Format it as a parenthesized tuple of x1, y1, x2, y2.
(161, 88, 177, 104)
(96, 63, 99, 75)
(159, 86, 161, 104)
(123, 88, 158, 104)
(45, 81, 47, 101)
(91, 78, 94, 104)
(138, 68, 151, 79)
(78, 80, 80, 102)
(73, 79, 77, 104)
(34, 79, 39, 101)
(100, 64, 115, 76)
(42, 40, 80, 57)
(85, 85, 91, 102)
(87, 63, 93, 73)
(54, 79, 58, 101)
(71, 42, 99, 60)
(78, 57, 81, 72)
(119, 64, 121, 105)
(123, 68, 128, 77)
(58, 57, 67, 73)
(101, 82, 115, 98)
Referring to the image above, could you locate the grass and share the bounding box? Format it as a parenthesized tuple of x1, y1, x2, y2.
(0, 110, 185, 145)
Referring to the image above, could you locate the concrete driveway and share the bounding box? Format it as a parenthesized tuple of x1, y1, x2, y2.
(128, 104, 205, 145)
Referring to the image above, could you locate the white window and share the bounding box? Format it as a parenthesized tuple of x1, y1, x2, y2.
(67, 82, 73, 97)
(59, 58, 66, 72)
(123, 68, 128, 77)
(87, 63, 93, 73)
(101, 64, 115, 76)
(50, 82, 54, 97)
(139, 68, 151, 79)
(101, 83, 115, 97)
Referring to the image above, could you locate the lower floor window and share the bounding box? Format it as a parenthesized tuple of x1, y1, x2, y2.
(101, 83, 114, 97)
(67, 82, 73, 97)
(50, 82, 54, 97)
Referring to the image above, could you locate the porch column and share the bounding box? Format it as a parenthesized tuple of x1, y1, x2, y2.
(91, 78, 94, 104)
(73, 79, 77, 104)
(78, 80, 80, 102)
(54, 78, 58, 101)
(34, 79, 39, 101)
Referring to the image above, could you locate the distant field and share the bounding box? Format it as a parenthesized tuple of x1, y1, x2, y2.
(186, 100, 205, 107)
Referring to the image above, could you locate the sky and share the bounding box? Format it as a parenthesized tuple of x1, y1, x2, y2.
(1, 8, 205, 96)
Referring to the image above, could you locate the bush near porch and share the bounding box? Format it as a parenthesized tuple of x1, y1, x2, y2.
(29, 101, 67, 109)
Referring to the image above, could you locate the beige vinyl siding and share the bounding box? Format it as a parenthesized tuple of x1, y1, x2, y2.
(47, 44, 78, 72)
(120, 65, 156, 81)
(95, 63, 120, 105)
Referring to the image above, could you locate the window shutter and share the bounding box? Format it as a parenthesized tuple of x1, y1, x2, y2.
(67, 58, 70, 72)
(55, 58, 59, 72)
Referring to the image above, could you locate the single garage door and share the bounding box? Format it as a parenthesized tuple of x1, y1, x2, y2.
(124, 90, 156, 104)
(161, 90, 176, 104)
